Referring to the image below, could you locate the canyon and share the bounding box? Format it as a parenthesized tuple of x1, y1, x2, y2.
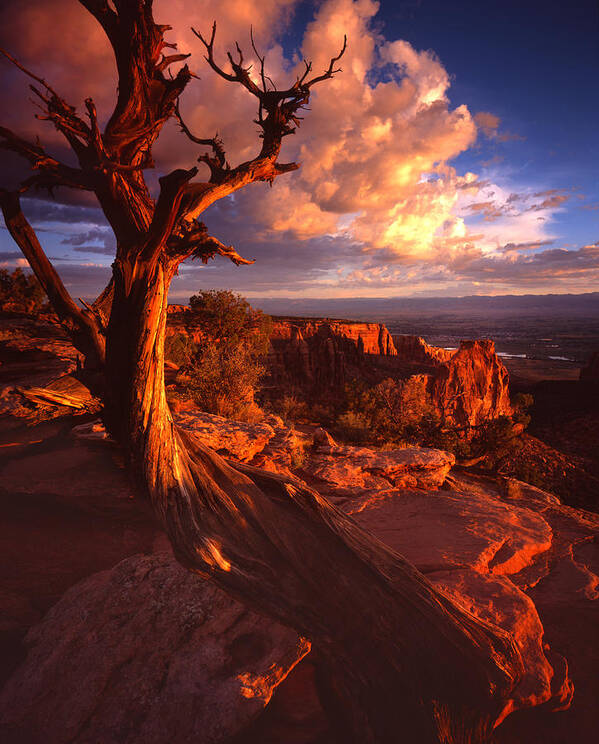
(169, 309, 514, 430)
(1, 312, 598, 743)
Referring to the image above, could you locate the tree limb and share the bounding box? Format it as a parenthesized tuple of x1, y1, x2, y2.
(173, 23, 345, 223)
(0, 126, 94, 194)
(174, 100, 228, 181)
(167, 220, 254, 266)
(0, 190, 105, 367)
(142, 167, 198, 262)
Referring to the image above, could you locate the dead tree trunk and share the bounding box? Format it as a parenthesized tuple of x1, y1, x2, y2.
(98, 250, 525, 743)
(0, 2, 535, 740)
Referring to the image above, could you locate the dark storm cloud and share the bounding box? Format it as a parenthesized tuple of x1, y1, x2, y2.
(62, 228, 116, 257)
(21, 199, 107, 227)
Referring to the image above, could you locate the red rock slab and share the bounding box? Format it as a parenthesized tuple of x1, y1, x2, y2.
(173, 410, 276, 462)
(309, 444, 455, 491)
(348, 487, 552, 576)
(0, 553, 308, 744)
(429, 569, 558, 715)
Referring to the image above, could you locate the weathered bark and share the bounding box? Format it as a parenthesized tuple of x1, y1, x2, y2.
(1, 2, 535, 740)
(99, 259, 526, 743)
(0, 191, 105, 371)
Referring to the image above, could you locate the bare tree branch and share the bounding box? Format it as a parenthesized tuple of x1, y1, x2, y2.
(0, 126, 94, 194)
(0, 190, 105, 367)
(174, 25, 345, 224)
(167, 220, 254, 266)
(142, 167, 198, 262)
(174, 100, 228, 181)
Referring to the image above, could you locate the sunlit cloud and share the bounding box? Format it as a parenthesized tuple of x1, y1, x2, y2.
(0, 0, 595, 298)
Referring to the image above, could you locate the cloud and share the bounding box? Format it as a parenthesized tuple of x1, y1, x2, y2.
(499, 240, 554, 254)
(61, 228, 116, 256)
(333, 242, 599, 296)
(474, 111, 524, 143)
(0, 0, 594, 299)
(0, 251, 23, 261)
(474, 112, 501, 138)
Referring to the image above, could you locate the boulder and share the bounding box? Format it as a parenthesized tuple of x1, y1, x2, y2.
(173, 410, 275, 461)
(0, 553, 308, 744)
(308, 443, 455, 491)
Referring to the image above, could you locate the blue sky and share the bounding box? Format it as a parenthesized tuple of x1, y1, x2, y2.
(1, 0, 597, 300)
(395, 0, 598, 247)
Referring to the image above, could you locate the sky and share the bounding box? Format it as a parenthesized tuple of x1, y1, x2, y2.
(0, 0, 598, 301)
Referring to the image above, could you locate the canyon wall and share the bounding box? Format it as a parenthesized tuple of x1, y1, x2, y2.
(429, 340, 513, 428)
(393, 334, 453, 368)
(267, 317, 397, 392)
(266, 317, 512, 428)
(166, 309, 513, 429)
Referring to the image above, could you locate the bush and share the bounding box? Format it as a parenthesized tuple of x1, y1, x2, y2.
(270, 394, 310, 423)
(336, 409, 373, 443)
(0, 267, 47, 314)
(337, 377, 440, 446)
(165, 331, 195, 367)
(173, 290, 272, 422)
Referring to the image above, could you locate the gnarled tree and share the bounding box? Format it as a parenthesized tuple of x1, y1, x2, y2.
(1, 2, 536, 741)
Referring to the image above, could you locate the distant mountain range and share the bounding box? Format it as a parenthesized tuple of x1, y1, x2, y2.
(248, 293, 599, 320)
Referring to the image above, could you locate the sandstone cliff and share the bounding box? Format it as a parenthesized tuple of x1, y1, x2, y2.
(265, 316, 512, 429)
(393, 333, 453, 368)
(429, 339, 513, 428)
(267, 316, 398, 392)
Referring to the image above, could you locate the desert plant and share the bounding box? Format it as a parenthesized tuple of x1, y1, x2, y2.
(338, 377, 440, 446)
(0, 267, 47, 314)
(165, 331, 196, 368)
(177, 290, 271, 421)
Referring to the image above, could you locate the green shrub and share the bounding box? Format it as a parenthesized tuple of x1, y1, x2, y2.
(0, 267, 47, 314)
(165, 332, 195, 367)
(271, 394, 310, 423)
(337, 377, 439, 446)
(336, 410, 373, 443)
(174, 290, 272, 422)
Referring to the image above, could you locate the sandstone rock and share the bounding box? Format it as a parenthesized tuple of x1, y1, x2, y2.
(267, 316, 397, 392)
(347, 486, 552, 575)
(266, 320, 513, 431)
(0, 553, 308, 744)
(429, 570, 556, 714)
(344, 484, 578, 718)
(312, 426, 337, 448)
(174, 410, 275, 461)
(429, 339, 513, 428)
(270, 317, 397, 356)
(308, 443, 455, 491)
(393, 334, 453, 367)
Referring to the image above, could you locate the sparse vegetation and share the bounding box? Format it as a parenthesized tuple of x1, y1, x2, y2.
(335, 377, 439, 445)
(0, 268, 47, 314)
(167, 290, 272, 422)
